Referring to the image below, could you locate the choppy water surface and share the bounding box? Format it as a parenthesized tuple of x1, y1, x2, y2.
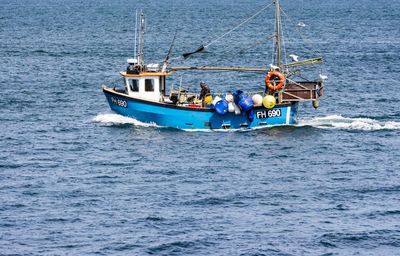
(1, 0, 400, 255)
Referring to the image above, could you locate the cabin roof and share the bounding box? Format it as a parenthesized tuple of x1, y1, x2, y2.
(120, 71, 175, 77)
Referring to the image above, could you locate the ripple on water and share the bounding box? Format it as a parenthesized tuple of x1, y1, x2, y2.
(1, 0, 400, 255)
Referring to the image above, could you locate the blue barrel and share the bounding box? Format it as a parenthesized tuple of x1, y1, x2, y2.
(233, 90, 245, 104)
(215, 99, 229, 115)
(238, 96, 254, 112)
(247, 109, 254, 122)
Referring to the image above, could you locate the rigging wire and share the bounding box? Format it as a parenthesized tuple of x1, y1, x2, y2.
(171, 1, 274, 60)
(279, 7, 322, 58)
(204, 34, 276, 67)
(288, 63, 320, 78)
(280, 13, 288, 71)
(204, 1, 274, 48)
(164, 0, 322, 75)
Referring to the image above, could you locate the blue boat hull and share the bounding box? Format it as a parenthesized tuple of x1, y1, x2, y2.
(103, 89, 298, 130)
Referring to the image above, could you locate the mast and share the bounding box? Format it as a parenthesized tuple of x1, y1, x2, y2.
(275, 0, 282, 69)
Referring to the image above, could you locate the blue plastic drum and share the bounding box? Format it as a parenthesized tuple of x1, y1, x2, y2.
(238, 97, 254, 112)
(233, 90, 245, 104)
(215, 100, 229, 115)
(247, 109, 254, 122)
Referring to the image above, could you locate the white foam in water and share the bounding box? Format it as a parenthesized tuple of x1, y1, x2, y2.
(93, 113, 399, 131)
(92, 113, 160, 128)
(297, 115, 400, 131)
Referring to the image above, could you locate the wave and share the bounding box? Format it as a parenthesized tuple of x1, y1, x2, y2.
(93, 113, 400, 132)
(297, 115, 400, 131)
(92, 113, 160, 128)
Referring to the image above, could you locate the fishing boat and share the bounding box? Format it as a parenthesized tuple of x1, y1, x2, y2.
(102, 0, 325, 130)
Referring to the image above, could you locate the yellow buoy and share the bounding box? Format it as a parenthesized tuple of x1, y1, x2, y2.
(262, 95, 276, 109)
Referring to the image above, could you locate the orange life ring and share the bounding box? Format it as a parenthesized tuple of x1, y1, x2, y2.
(265, 71, 285, 90)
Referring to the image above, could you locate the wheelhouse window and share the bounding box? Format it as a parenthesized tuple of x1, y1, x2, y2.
(145, 79, 154, 92)
(129, 79, 139, 92)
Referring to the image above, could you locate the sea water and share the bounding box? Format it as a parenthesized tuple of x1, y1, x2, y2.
(1, 0, 400, 255)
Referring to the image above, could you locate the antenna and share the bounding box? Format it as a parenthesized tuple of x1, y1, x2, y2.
(134, 10, 138, 59)
(138, 11, 145, 65)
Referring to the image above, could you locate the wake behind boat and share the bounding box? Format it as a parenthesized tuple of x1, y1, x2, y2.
(102, 0, 325, 130)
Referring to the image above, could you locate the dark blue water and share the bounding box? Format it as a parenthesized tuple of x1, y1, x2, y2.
(1, 0, 400, 255)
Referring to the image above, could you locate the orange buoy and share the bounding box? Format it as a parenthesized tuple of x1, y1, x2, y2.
(265, 71, 285, 90)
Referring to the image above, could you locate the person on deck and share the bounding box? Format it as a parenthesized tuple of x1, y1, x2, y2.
(199, 81, 211, 107)
(199, 81, 210, 99)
